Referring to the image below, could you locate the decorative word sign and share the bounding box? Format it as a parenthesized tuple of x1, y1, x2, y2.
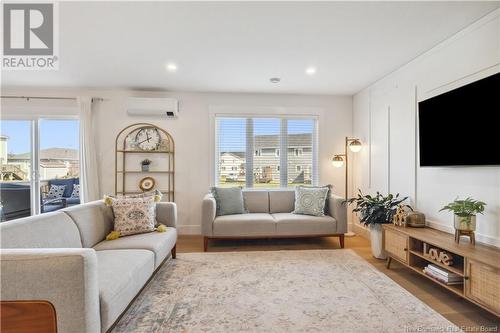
(423, 243, 454, 266)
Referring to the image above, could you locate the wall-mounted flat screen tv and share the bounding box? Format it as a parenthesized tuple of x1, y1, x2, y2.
(418, 72, 500, 166)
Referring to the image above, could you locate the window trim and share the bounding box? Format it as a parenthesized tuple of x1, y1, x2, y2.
(212, 111, 319, 189)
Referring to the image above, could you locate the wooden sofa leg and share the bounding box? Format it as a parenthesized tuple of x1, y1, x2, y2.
(339, 234, 345, 248)
(171, 245, 176, 259)
(203, 237, 209, 252)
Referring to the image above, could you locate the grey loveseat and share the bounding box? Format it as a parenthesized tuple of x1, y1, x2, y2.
(0, 200, 177, 333)
(202, 189, 347, 251)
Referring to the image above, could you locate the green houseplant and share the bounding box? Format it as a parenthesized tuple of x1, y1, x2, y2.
(440, 197, 486, 232)
(345, 190, 412, 259)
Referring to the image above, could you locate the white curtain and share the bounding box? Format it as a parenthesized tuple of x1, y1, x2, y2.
(78, 96, 100, 202)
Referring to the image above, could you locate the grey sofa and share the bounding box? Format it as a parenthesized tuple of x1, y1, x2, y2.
(0, 200, 177, 333)
(202, 189, 347, 251)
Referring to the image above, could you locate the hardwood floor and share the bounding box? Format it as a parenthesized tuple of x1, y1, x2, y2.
(177, 234, 499, 329)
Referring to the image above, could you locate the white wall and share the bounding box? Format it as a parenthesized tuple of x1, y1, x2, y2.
(352, 9, 500, 246)
(1, 89, 352, 234)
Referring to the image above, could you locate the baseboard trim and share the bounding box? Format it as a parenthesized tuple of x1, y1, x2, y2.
(426, 220, 500, 248)
(177, 225, 201, 235)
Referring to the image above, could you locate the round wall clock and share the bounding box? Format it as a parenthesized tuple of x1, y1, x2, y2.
(135, 127, 161, 151)
(139, 177, 156, 191)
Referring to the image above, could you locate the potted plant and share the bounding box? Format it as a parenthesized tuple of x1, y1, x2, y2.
(141, 159, 152, 172)
(345, 190, 412, 259)
(440, 197, 486, 232)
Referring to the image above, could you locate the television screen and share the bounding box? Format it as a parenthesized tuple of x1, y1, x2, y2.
(418, 72, 500, 166)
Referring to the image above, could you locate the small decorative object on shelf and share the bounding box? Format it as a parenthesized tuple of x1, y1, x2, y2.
(393, 205, 411, 227)
(139, 177, 156, 191)
(141, 159, 152, 172)
(423, 243, 453, 266)
(423, 264, 462, 285)
(405, 211, 426, 228)
(440, 197, 486, 245)
(345, 190, 412, 259)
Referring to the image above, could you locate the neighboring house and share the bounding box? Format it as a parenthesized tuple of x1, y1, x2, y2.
(219, 152, 245, 181)
(220, 133, 312, 184)
(0, 145, 79, 181)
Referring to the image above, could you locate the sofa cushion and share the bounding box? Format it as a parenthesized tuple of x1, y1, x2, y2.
(211, 187, 246, 216)
(96, 249, 154, 332)
(107, 195, 157, 236)
(269, 190, 295, 213)
(0, 211, 82, 248)
(273, 213, 337, 235)
(46, 184, 66, 199)
(243, 191, 269, 213)
(63, 201, 114, 248)
(49, 178, 76, 198)
(292, 186, 329, 217)
(213, 213, 276, 236)
(93, 228, 177, 268)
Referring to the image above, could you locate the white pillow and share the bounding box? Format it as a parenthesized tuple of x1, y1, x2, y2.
(71, 184, 80, 198)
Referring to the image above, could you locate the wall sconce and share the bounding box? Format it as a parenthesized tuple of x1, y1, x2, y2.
(331, 137, 362, 200)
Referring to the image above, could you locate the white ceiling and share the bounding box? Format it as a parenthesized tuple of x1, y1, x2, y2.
(2, 1, 498, 95)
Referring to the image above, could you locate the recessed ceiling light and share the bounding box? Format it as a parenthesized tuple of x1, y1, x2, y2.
(270, 77, 281, 83)
(305, 67, 316, 75)
(166, 63, 177, 72)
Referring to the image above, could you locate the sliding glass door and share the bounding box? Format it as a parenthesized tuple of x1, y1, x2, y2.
(39, 119, 80, 214)
(0, 120, 33, 221)
(0, 118, 79, 221)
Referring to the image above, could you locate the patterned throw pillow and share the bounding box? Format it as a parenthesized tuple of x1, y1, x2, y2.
(292, 186, 330, 217)
(71, 184, 80, 198)
(299, 185, 332, 214)
(103, 190, 164, 238)
(47, 185, 66, 199)
(108, 195, 157, 236)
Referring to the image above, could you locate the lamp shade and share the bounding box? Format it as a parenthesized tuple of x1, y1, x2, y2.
(331, 155, 344, 167)
(348, 139, 362, 153)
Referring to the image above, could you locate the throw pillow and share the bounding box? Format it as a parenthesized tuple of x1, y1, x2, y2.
(47, 185, 66, 199)
(211, 187, 246, 216)
(292, 186, 329, 217)
(299, 185, 332, 214)
(71, 184, 80, 198)
(107, 195, 157, 236)
(103, 190, 166, 239)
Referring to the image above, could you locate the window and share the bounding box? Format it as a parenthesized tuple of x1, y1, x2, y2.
(215, 116, 317, 188)
(0, 118, 80, 221)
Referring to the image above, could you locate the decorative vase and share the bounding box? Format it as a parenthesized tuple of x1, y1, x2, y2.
(142, 164, 150, 172)
(454, 214, 476, 231)
(369, 223, 387, 259)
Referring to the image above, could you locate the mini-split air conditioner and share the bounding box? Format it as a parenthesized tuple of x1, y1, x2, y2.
(127, 97, 179, 118)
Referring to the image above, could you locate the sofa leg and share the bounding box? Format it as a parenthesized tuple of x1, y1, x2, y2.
(203, 237, 209, 252)
(171, 245, 176, 259)
(339, 234, 345, 248)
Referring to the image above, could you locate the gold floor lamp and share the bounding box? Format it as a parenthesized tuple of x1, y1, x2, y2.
(332, 137, 362, 236)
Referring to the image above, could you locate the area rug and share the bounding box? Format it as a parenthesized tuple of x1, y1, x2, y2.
(112, 250, 459, 333)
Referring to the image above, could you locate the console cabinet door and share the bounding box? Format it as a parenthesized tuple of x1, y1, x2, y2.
(384, 228, 408, 263)
(465, 259, 500, 316)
